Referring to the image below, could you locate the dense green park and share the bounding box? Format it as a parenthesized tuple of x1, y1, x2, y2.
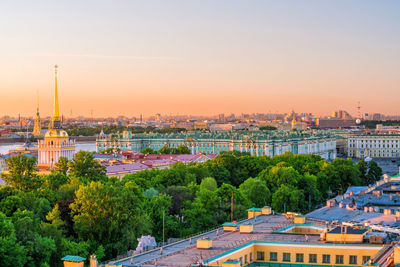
(0, 150, 382, 266)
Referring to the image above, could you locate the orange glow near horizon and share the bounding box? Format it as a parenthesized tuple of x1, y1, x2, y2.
(0, 1, 399, 118)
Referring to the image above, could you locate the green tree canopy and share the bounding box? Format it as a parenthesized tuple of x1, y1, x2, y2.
(54, 157, 69, 176)
(0, 212, 27, 267)
(68, 151, 106, 182)
(2, 155, 38, 191)
(71, 181, 150, 258)
(200, 177, 218, 192)
(239, 178, 270, 208)
(272, 184, 304, 213)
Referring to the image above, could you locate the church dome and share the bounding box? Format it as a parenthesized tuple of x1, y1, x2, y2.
(44, 128, 69, 138)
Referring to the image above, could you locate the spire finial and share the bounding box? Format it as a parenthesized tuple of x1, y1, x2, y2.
(52, 64, 61, 129)
(36, 89, 39, 112)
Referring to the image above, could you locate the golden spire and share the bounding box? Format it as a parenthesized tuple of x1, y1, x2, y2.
(52, 65, 61, 129)
(33, 89, 42, 136)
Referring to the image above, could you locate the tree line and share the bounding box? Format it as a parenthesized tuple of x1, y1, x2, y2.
(65, 125, 188, 137)
(0, 151, 382, 266)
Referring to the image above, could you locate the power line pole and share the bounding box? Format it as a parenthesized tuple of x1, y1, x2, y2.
(230, 191, 233, 222)
(162, 206, 165, 245)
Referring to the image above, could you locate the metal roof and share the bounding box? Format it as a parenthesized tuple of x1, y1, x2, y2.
(61, 255, 86, 262)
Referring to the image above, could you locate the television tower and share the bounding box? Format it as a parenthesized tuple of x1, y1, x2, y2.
(356, 101, 362, 125)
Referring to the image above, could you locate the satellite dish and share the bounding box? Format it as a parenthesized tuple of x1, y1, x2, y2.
(356, 119, 361, 124)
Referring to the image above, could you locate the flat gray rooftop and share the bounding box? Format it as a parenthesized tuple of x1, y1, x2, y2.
(107, 215, 321, 267)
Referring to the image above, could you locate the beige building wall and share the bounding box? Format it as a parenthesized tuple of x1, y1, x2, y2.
(348, 135, 400, 158)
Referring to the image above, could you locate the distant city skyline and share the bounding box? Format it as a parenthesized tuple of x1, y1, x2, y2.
(1, 0, 399, 117)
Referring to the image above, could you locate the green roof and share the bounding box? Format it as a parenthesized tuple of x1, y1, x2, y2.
(61, 255, 86, 262)
(247, 208, 262, 211)
(222, 222, 238, 226)
(223, 259, 240, 264)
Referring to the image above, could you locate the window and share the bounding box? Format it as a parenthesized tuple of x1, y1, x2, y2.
(336, 255, 344, 264)
(283, 253, 291, 262)
(296, 253, 304, 262)
(349, 255, 357, 265)
(257, 252, 265, 261)
(322, 254, 330, 263)
(245, 255, 248, 264)
(269, 252, 277, 261)
(309, 254, 317, 263)
(363, 256, 371, 264)
(240, 257, 243, 266)
(250, 252, 253, 262)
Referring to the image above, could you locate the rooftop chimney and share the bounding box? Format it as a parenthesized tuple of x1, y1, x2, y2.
(90, 255, 97, 267)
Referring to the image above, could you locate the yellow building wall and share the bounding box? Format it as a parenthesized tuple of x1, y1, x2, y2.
(286, 226, 324, 234)
(207, 243, 382, 267)
(223, 225, 237, 232)
(393, 247, 400, 265)
(221, 261, 241, 267)
(293, 216, 306, 224)
(90, 256, 97, 267)
(262, 207, 272, 215)
(248, 210, 262, 219)
(197, 239, 213, 249)
(247, 211, 254, 219)
(63, 262, 84, 267)
(211, 245, 255, 267)
(325, 233, 364, 243)
(39, 134, 72, 167)
(240, 224, 254, 234)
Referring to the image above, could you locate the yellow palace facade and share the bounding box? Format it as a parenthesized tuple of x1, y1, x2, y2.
(38, 65, 75, 168)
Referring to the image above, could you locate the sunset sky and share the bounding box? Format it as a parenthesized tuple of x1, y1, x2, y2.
(0, 0, 399, 118)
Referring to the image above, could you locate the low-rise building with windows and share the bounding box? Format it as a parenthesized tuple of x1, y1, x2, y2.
(348, 135, 400, 158)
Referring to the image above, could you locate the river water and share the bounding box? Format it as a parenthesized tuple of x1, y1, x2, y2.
(0, 142, 97, 155)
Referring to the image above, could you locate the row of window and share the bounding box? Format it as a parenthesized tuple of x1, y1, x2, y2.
(238, 252, 253, 266)
(350, 139, 400, 143)
(255, 252, 370, 265)
(349, 144, 400, 148)
(348, 149, 399, 158)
